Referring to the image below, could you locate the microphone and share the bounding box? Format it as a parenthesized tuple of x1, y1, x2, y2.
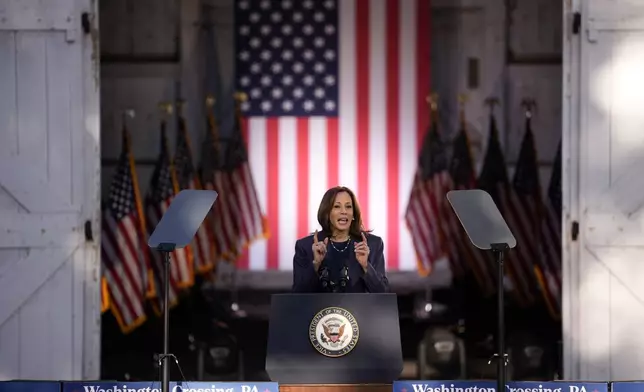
(338, 266, 350, 292)
(319, 266, 332, 292)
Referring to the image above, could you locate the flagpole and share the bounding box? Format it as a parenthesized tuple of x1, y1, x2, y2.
(158, 102, 174, 392)
(483, 96, 509, 391)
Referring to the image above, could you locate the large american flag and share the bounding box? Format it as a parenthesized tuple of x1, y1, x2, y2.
(145, 122, 191, 311)
(234, 0, 430, 271)
(101, 127, 150, 333)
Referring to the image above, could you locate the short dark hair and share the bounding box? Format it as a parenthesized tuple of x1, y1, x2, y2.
(316, 186, 371, 240)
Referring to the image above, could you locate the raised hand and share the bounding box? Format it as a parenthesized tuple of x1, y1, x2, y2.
(312, 229, 328, 268)
(354, 232, 370, 272)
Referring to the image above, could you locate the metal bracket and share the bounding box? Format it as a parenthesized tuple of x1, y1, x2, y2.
(586, 20, 598, 43)
(65, 17, 78, 43)
(586, 18, 644, 43)
(572, 12, 581, 35)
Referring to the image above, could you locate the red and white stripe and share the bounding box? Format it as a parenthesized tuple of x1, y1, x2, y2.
(541, 198, 562, 310)
(239, 0, 430, 272)
(146, 199, 193, 290)
(206, 162, 267, 261)
(206, 174, 239, 260)
(444, 184, 496, 294)
(405, 171, 452, 275)
(187, 177, 217, 273)
(101, 212, 148, 331)
(499, 186, 539, 305)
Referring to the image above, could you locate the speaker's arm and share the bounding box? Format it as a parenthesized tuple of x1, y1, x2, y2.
(292, 239, 322, 293)
(362, 237, 390, 293)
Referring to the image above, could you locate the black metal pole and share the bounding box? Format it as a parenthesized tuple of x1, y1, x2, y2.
(496, 248, 505, 392)
(162, 251, 171, 392)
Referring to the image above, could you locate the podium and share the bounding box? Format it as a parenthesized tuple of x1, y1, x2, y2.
(266, 293, 402, 392)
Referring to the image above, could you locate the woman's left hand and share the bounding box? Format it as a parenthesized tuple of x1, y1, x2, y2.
(354, 232, 370, 272)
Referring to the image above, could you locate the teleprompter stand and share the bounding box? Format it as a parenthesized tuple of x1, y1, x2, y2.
(147, 189, 218, 392)
(446, 189, 517, 392)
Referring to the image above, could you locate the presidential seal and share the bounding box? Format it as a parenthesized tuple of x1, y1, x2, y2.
(308, 306, 359, 357)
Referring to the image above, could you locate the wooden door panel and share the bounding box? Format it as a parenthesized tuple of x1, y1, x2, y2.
(574, 0, 644, 380)
(0, 30, 83, 212)
(0, 248, 85, 379)
(0, 0, 99, 380)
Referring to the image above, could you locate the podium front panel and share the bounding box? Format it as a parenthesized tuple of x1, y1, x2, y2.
(265, 293, 402, 384)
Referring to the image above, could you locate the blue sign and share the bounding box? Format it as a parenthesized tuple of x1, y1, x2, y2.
(0, 381, 60, 392)
(61, 382, 279, 392)
(613, 382, 644, 392)
(392, 381, 609, 392)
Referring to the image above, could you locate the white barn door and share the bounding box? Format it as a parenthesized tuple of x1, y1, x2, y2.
(564, 0, 644, 381)
(0, 0, 101, 380)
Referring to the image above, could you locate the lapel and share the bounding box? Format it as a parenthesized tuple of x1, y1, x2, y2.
(347, 236, 361, 276)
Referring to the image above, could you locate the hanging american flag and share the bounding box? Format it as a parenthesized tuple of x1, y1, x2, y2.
(541, 142, 562, 317)
(101, 127, 151, 333)
(145, 121, 191, 312)
(235, 0, 430, 271)
(175, 114, 217, 274)
(404, 108, 451, 276)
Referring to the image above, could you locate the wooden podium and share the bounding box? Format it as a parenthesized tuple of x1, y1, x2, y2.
(279, 384, 392, 392)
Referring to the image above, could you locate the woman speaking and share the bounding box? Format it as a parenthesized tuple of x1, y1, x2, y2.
(291, 186, 389, 293)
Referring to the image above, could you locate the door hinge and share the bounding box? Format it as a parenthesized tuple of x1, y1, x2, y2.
(81, 12, 91, 35)
(572, 12, 581, 35)
(571, 221, 579, 241)
(85, 220, 94, 242)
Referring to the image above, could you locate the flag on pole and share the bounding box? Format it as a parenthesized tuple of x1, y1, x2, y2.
(447, 126, 495, 295)
(203, 97, 270, 263)
(404, 106, 452, 276)
(101, 277, 110, 313)
(504, 115, 545, 308)
(101, 126, 151, 333)
(540, 142, 562, 317)
(477, 114, 533, 306)
(145, 120, 190, 312)
(174, 112, 217, 274)
(228, 98, 270, 252)
(203, 99, 245, 261)
(234, 0, 431, 271)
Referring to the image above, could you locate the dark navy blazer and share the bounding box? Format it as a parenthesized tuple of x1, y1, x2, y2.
(291, 231, 390, 293)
